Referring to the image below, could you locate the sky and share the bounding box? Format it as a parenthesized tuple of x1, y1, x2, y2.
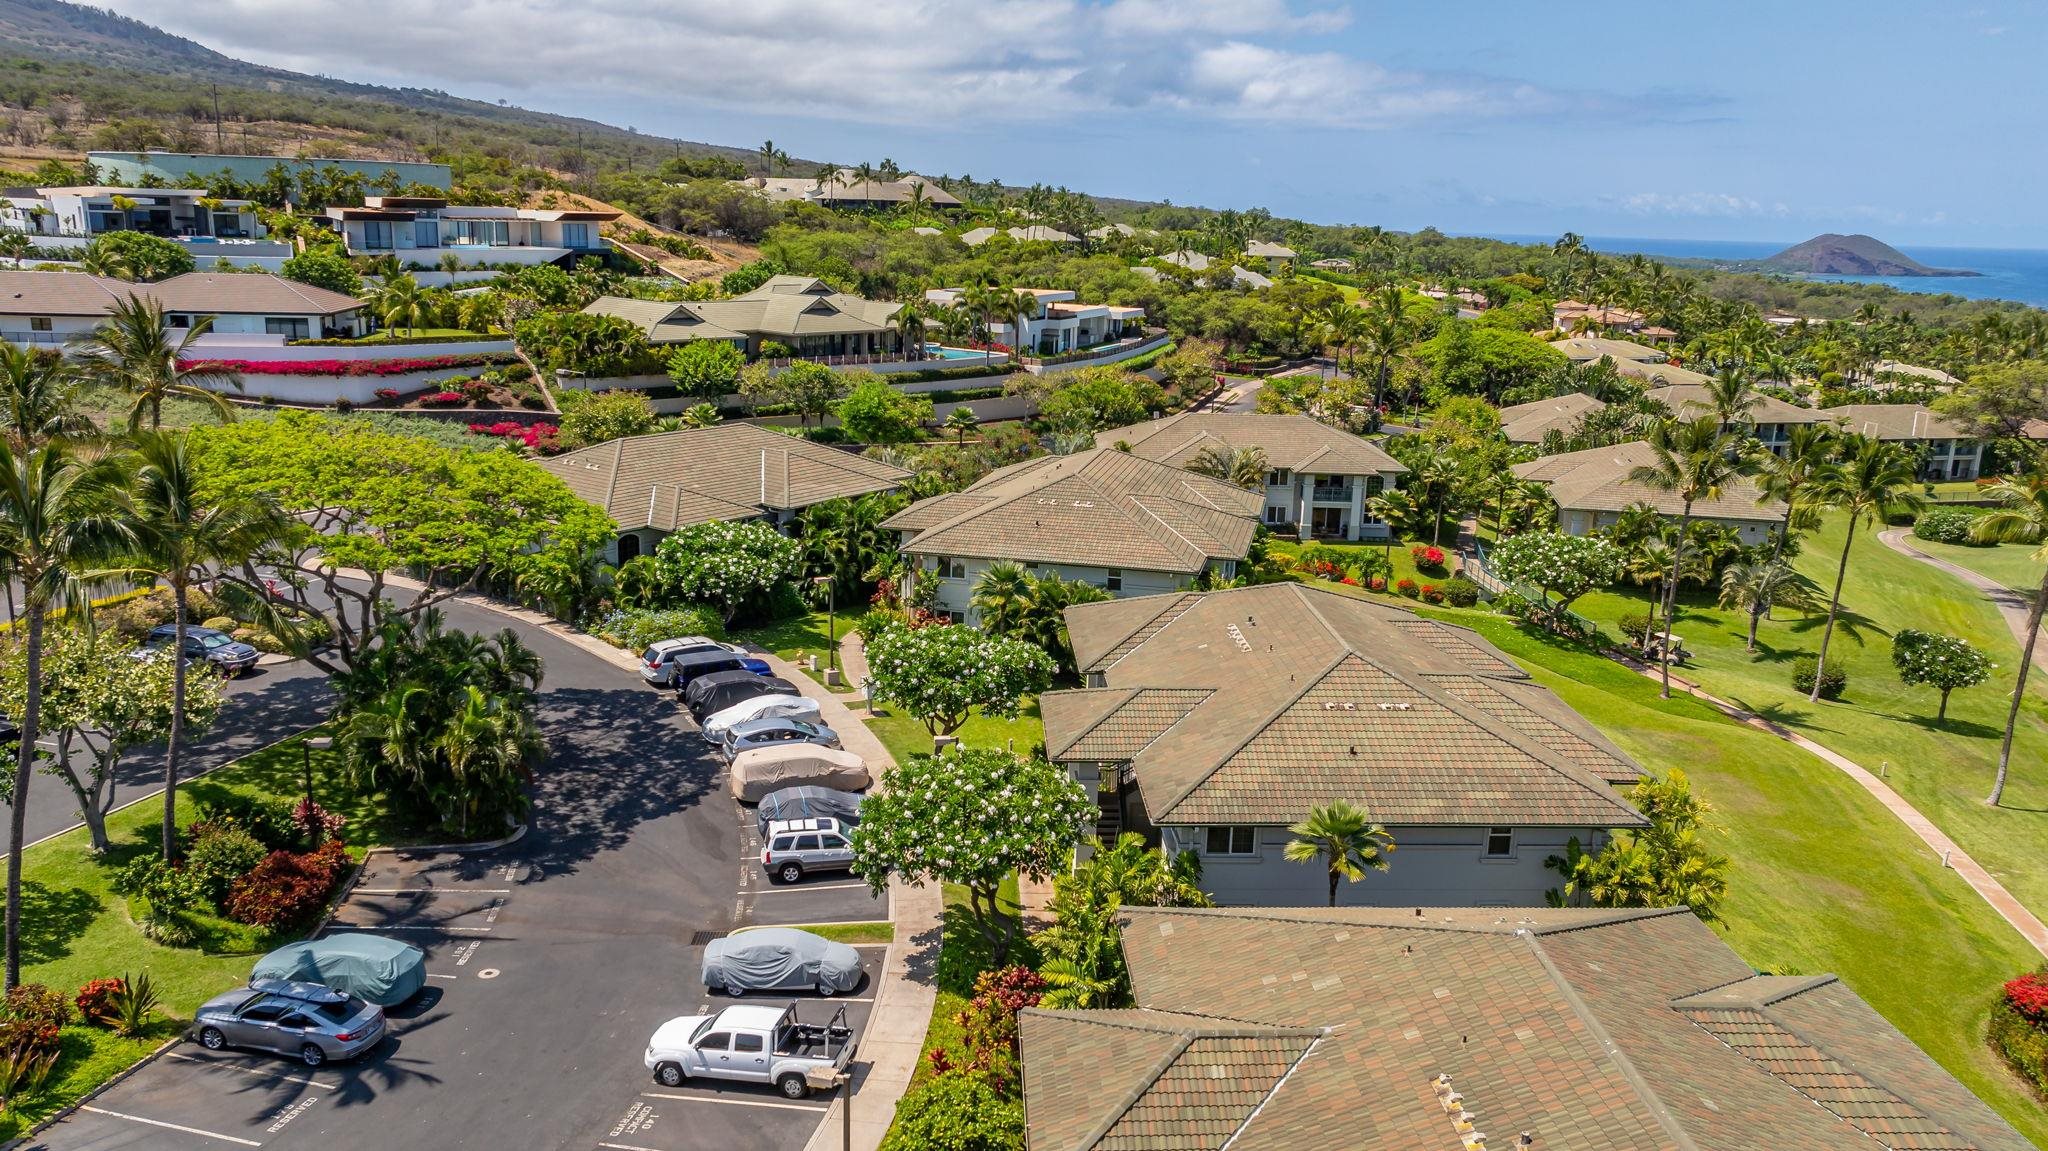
(101, 1, 2048, 248)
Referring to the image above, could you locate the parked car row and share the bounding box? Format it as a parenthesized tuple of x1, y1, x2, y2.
(641, 636, 771, 688)
(192, 934, 425, 1067)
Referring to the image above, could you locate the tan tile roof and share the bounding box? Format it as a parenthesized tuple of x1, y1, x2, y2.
(1550, 336, 1668, 363)
(1244, 241, 1296, 259)
(586, 276, 899, 344)
(539, 422, 910, 531)
(0, 269, 142, 315)
(1615, 359, 1716, 388)
(1513, 440, 1785, 524)
(884, 448, 1261, 573)
(1022, 906, 2032, 1151)
(1646, 383, 1824, 427)
(0, 269, 361, 318)
(1095, 413, 1406, 477)
(1499, 393, 1608, 444)
(1822, 404, 1974, 442)
(1046, 584, 1645, 828)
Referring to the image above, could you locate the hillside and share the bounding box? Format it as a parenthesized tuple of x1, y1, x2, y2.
(1762, 233, 1977, 277)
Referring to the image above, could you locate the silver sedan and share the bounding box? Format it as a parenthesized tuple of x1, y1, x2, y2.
(191, 980, 385, 1066)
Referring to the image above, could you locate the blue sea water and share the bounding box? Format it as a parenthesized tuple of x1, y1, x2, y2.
(1484, 233, 2048, 309)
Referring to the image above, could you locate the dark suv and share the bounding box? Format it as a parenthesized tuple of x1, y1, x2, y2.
(138, 624, 261, 677)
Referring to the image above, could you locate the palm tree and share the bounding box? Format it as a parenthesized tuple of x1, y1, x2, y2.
(1629, 416, 1744, 697)
(0, 232, 29, 269)
(970, 561, 1032, 635)
(1806, 434, 1923, 703)
(1716, 559, 1815, 651)
(1185, 444, 1268, 490)
(1969, 458, 2048, 805)
(436, 685, 542, 840)
(891, 302, 927, 360)
(1282, 800, 1394, 906)
(1357, 287, 1410, 429)
(375, 275, 432, 337)
(1016, 575, 1109, 672)
(1703, 363, 1761, 430)
(944, 407, 979, 446)
(0, 441, 130, 989)
(68, 296, 242, 429)
(1749, 422, 1835, 635)
(0, 343, 90, 449)
(123, 430, 291, 858)
(1623, 536, 1676, 648)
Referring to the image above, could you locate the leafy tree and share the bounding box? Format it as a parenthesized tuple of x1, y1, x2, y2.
(514, 312, 653, 377)
(1628, 416, 1745, 698)
(1937, 362, 2048, 441)
(1971, 457, 2048, 805)
(1809, 435, 1923, 703)
(556, 388, 656, 448)
(837, 377, 933, 443)
(1546, 770, 1728, 921)
(188, 412, 616, 678)
(864, 623, 1054, 737)
(664, 339, 743, 399)
(1037, 367, 1163, 435)
(1155, 338, 1222, 401)
(68, 296, 242, 429)
(739, 359, 845, 428)
(849, 747, 1091, 963)
(79, 231, 193, 281)
(1411, 321, 1567, 403)
(0, 628, 224, 852)
(652, 519, 803, 624)
(1037, 834, 1210, 1009)
(1891, 629, 1992, 722)
(1283, 800, 1394, 906)
(1486, 531, 1621, 618)
(1012, 575, 1109, 675)
(719, 260, 784, 296)
(279, 249, 363, 297)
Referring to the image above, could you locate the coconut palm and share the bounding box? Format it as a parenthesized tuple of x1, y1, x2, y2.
(1716, 559, 1817, 651)
(891, 302, 927, 360)
(1703, 363, 1762, 430)
(1628, 416, 1745, 697)
(375, 275, 433, 337)
(943, 406, 979, 446)
(0, 343, 91, 449)
(123, 429, 292, 858)
(1756, 423, 1836, 561)
(1283, 800, 1394, 906)
(1186, 444, 1268, 490)
(1969, 457, 2048, 805)
(0, 440, 131, 989)
(1356, 286, 1410, 429)
(1806, 434, 1923, 703)
(969, 561, 1032, 635)
(0, 232, 29, 269)
(68, 296, 242, 429)
(1016, 575, 1109, 673)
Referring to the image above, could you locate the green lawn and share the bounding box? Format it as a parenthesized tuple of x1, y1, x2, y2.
(0, 732, 415, 1140)
(1570, 511, 2048, 925)
(1913, 536, 2047, 599)
(908, 877, 1025, 1092)
(1267, 536, 1461, 597)
(866, 697, 1045, 765)
(734, 611, 855, 692)
(1422, 611, 2048, 1144)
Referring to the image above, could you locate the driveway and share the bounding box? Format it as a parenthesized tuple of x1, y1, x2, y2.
(27, 596, 889, 1151)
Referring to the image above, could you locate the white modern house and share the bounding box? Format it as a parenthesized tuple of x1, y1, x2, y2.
(324, 196, 619, 267)
(2, 185, 266, 240)
(923, 287, 1144, 356)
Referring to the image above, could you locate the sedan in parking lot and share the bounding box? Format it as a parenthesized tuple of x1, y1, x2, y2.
(702, 695, 822, 744)
(718, 716, 840, 761)
(192, 979, 385, 1066)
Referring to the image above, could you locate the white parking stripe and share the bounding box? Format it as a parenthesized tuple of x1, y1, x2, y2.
(425, 973, 459, 980)
(597, 1143, 667, 1151)
(639, 1092, 828, 1112)
(163, 1051, 338, 1090)
(353, 888, 513, 895)
(750, 881, 872, 895)
(79, 1105, 263, 1146)
(326, 924, 492, 932)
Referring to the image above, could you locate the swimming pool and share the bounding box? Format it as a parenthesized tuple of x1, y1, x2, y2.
(925, 344, 992, 361)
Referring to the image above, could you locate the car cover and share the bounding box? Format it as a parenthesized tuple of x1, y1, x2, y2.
(702, 928, 863, 993)
(729, 745, 870, 802)
(756, 785, 865, 834)
(252, 935, 426, 1006)
(685, 672, 797, 717)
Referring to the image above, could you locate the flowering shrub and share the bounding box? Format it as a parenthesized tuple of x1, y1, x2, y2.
(374, 387, 402, 401)
(928, 966, 1046, 1088)
(1418, 583, 1446, 604)
(5, 984, 71, 1031)
(466, 421, 562, 453)
(75, 978, 125, 1028)
(595, 606, 726, 653)
(1487, 532, 1622, 616)
(178, 353, 515, 377)
(2008, 972, 2048, 1022)
(225, 840, 351, 929)
(1395, 578, 1419, 597)
(1368, 576, 1387, 592)
(421, 391, 466, 406)
(864, 622, 1055, 736)
(653, 520, 805, 623)
(292, 798, 347, 849)
(1995, 971, 2048, 1095)
(1891, 629, 1992, 720)
(1913, 507, 1982, 546)
(1338, 576, 1359, 587)
(1411, 544, 1447, 572)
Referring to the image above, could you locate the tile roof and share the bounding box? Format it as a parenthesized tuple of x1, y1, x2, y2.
(1022, 906, 2032, 1151)
(1646, 384, 1824, 427)
(0, 269, 362, 318)
(1244, 241, 1296, 259)
(1822, 404, 1975, 442)
(961, 225, 1080, 245)
(585, 276, 900, 343)
(1513, 439, 1785, 524)
(1046, 584, 1645, 828)
(1615, 360, 1716, 389)
(884, 448, 1261, 573)
(1499, 393, 1608, 444)
(1095, 412, 1406, 477)
(0, 269, 142, 315)
(1550, 336, 1669, 363)
(538, 422, 910, 531)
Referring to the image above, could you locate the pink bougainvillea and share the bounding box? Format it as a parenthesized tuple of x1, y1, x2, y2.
(178, 354, 511, 378)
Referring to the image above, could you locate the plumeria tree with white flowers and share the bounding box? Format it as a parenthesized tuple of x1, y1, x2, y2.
(865, 622, 1054, 737)
(653, 519, 803, 624)
(850, 747, 1092, 963)
(1890, 629, 1992, 724)
(1488, 531, 1623, 619)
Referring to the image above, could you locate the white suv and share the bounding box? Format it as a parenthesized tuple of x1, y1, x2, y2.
(761, 818, 855, 884)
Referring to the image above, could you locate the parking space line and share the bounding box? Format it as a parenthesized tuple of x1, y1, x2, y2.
(326, 924, 492, 932)
(353, 887, 513, 895)
(751, 881, 872, 895)
(163, 1051, 339, 1090)
(79, 1105, 263, 1146)
(598, 1143, 666, 1151)
(639, 1092, 828, 1112)
(425, 972, 459, 980)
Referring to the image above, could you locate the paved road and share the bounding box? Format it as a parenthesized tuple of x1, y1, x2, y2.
(1879, 527, 2048, 680)
(28, 595, 886, 1151)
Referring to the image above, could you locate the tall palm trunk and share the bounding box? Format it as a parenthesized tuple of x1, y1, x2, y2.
(163, 579, 189, 859)
(1988, 568, 2046, 806)
(6, 611, 42, 991)
(1810, 516, 1859, 703)
(1657, 507, 1693, 698)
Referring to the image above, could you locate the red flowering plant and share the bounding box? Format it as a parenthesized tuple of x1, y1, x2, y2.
(1395, 577, 1419, 597)
(374, 387, 402, 401)
(178, 353, 512, 378)
(2006, 972, 2048, 1022)
(1410, 544, 1447, 573)
(421, 391, 466, 406)
(1419, 583, 1446, 604)
(1368, 576, 1388, 592)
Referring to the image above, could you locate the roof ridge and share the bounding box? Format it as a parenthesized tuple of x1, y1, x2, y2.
(1041, 686, 1138, 759)
(1068, 1032, 1197, 1151)
(1119, 904, 1670, 934)
(1153, 648, 1350, 820)
(1221, 1032, 1325, 1151)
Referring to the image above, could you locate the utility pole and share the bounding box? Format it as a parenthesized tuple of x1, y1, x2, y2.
(211, 83, 224, 151)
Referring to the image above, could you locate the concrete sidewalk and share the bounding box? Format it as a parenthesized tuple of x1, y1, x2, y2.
(1879, 527, 2048, 679)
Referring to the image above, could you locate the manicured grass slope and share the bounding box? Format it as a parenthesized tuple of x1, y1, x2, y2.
(1914, 536, 2048, 598)
(867, 698, 1045, 766)
(1428, 612, 2048, 1144)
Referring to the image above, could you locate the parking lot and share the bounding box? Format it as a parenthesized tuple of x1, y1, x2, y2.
(27, 636, 896, 1151)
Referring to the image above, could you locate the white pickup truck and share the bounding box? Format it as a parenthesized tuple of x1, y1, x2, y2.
(644, 1003, 856, 1099)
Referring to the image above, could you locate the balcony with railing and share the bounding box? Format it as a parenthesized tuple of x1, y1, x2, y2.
(1309, 480, 1354, 503)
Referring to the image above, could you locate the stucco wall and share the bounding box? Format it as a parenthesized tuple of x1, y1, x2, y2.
(1158, 824, 1608, 907)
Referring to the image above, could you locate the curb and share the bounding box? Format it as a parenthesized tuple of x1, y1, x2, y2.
(365, 822, 530, 857)
(6, 1032, 186, 1150)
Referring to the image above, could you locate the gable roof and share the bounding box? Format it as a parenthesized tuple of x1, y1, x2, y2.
(0, 269, 362, 318)
(1244, 240, 1296, 259)
(1550, 336, 1669, 363)
(883, 447, 1262, 574)
(1513, 440, 1785, 523)
(0, 269, 143, 315)
(1094, 413, 1406, 477)
(1044, 583, 1646, 828)
(1498, 392, 1608, 444)
(1646, 384, 1824, 426)
(1823, 404, 1975, 442)
(1022, 906, 2032, 1151)
(961, 225, 1080, 245)
(538, 422, 911, 531)
(585, 276, 900, 343)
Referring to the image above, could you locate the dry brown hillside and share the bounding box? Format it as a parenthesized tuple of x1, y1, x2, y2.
(529, 189, 759, 281)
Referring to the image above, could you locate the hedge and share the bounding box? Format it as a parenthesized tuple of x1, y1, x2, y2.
(1912, 506, 1985, 546)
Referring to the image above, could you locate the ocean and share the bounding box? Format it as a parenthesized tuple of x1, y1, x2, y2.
(1483, 233, 2048, 310)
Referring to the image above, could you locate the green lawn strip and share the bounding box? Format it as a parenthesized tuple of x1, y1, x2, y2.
(904, 878, 1024, 1094)
(865, 698, 1045, 765)
(0, 1026, 175, 1139)
(1911, 537, 2046, 599)
(0, 733, 418, 1139)
(768, 921, 893, 944)
(1422, 611, 2048, 1144)
(1568, 511, 2048, 921)
(734, 611, 855, 692)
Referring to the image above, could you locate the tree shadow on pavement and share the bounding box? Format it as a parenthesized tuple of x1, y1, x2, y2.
(518, 685, 719, 873)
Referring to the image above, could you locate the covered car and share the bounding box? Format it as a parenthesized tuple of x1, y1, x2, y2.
(755, 785, 865, 834)
(251, 935, 427, 1007)
(684, 671, 798, 721)
(701, 927, 864, 996)
(729, 744, 871, 802)
(703, 695, 823, 744)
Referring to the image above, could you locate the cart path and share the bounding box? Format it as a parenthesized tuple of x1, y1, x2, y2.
(1878, 527, 2048, 680)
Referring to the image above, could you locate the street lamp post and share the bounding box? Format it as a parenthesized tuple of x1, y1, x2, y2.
(813, 575, 838, 684)
(301, 735, 334, 814)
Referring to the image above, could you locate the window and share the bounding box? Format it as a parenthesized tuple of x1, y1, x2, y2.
(1204, 826, 1257, 855)
(794, 835, 821, 851)
(241, 1004, 287, 1024)
(733, 1034, 764, 1053)
(771, 837, 795, 852)
(265, 318, 310, 340)
(562, 222, 593, 248)
(1105, 568, 1123, 593)
(167, 313, 191, 328)
(361, 220, 395, 250)
(822, 835, 847, 849)
(28, 317, 50, 332)
(414, 220, 439, 248)
(1485, 827, 1514, 858)
(1265, 468, 1290, 487)
(934, 556, 965, 579)
(1264, 506, 1285, 524)
(1366, 475, 1385, 496)
(698, 1032, 731, 1051)
(279, 1013, 314, 1030)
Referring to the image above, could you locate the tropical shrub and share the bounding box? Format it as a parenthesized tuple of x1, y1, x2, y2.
(653, 520, 804, 624)
(196, 794, 300, 851)
(1993, 971, 2048, 1095)
(1418, 583, 1445, 604)
(556, 388, 656, 448)
(421, 391, 465, 406)
(879, 1072, 1023, 1151)
(1410, 544, 1447, 572)
(280, 248, 364, 296)
(927, 966, 1045, 1089)
(1367, 575, 1387, 591)
(1891, 629, 1993, 721)
(1395, 577, 1418, 597)
(1440, 576, 1480, 608)
(1912, 506, 1984, 546)
(665, 339, 744, 399)
(108, 972, 160, 1038)
(1618, 611, 1653, 642)
(374, 387, 402, 401)
(514, 311, 657, 376)
(837, 377, 934, 443)
(225, 841, 351, 929)
(185, 820, 270, 903)
(1791, 655, 1847, 700)
(83, 230, 194, 280)
(112, 855, 209, 945)
(594, 606, 727, 652)
(4, 985, 71, 1032)
(74, 979, 125, 1029)
(1546, 770, 1729, 920)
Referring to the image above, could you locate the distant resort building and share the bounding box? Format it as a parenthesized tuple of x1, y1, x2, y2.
(923, 287, 1144, 356)
(586, 275, 906, 360)
(734, 170, 960, 209)
(1499, 392, 1608, 446)
(1514, 440, 1785, 544)
(960, 225, 1079, 246)
(1823, 404, 1984, 480)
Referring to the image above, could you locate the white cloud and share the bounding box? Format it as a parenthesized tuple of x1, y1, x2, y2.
(98, 0, 1630, 132)
(1606, 191, 1789, 218)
